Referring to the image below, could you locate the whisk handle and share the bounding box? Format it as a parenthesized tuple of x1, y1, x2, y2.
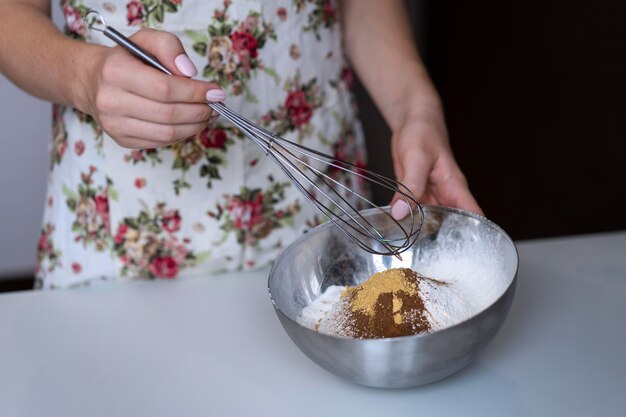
(96, 24, 224, 114)
(101, 26, 174, 76)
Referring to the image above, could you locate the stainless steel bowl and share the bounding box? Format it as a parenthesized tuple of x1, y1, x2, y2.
(268, 205, 518, 388)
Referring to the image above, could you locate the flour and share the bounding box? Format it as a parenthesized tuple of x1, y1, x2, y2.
(296, 285, 344, 331)
(297, 220, 508, 337)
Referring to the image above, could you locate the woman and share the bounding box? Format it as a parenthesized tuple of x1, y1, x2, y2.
(0, 0, 481, 288)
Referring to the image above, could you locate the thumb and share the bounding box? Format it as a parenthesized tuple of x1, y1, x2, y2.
(129, 28, 198, 78)
(389, 153, 431, 221)
(442, 175, 484, 216)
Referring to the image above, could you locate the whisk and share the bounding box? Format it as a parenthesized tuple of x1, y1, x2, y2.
(84, 11, 424, 258)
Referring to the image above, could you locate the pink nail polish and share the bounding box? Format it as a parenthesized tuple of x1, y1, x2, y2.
(391, 200, 411, 220)
(206, 89, 226, 102)
(174, 54, 197, 77)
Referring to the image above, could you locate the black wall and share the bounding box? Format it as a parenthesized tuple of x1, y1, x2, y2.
(360, 0, 626, 240)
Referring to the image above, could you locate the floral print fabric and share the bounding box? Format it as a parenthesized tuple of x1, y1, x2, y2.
(38, 0, 366, 289)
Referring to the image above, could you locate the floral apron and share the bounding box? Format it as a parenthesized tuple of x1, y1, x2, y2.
(36, 0, 366, 289)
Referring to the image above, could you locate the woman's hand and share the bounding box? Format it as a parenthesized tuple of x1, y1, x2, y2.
(76, 28, 225, 149)
(339, 0, 482, 218)
(0, 3, 223, 149)
(389, 103, 483, 219)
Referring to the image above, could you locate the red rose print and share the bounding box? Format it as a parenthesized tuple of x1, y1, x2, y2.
(355, 160, 368, 188)
(199, 128, 227, 149)
(161, 210, 181, 233)
(74, 140, 85, 156)
(164, 239, 190, 265)
(126, 0, 144, 26)
(71, 262, 82, 274)
(130, 150, 144, 162)
(230, 31, 259, 58)
(35, 224, 61, 273)
(227, 192, 264, 230)
(277, 7, 287, 21)
(323, 0, 336, 22)
(114, 223, 128, 244)
(150, 256, 178, 278)
(134, 177, 146, 189)
(333, 144, 347, 161)
(53, 104, 61, 121)
(341, 67, 353, 90)
(284, 90, 313, 127)
(63, 5, 86, 36)
(47, 196, 53, 208)
(94, 195, 108, 215)
(57, 140, 67, 157)
(37, 233, 50, 253)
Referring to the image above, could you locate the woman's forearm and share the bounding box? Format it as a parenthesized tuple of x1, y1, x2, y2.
(1, 1, 225, 149)
(340, 0, 440, 130)
(0, 0, 102, 111)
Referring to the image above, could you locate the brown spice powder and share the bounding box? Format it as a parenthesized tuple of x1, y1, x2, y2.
(336, 268, 433, 338)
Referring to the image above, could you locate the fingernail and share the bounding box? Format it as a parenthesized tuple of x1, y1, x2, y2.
(391, 200, 411, 220)
(206, 89, 226, 102)
(174, 54, 197, 77)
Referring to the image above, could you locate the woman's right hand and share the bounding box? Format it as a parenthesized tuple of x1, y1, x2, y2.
(76, 28, 225, 149)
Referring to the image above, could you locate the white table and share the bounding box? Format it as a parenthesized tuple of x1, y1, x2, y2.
(1, 232, 625, 417)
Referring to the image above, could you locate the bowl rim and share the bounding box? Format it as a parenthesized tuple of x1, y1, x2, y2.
(267, 204, 520, 342)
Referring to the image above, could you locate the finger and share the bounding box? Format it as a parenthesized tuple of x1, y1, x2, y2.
(106, 116, 207, 145)
(119, 136, 199, 149)
(441, 176, 484, 216)
(111, 137, 160, 150)
(129, 28, 197, 78)
(389, 151, 433, 220)
(417, 191, 440, 207)
(108, 90, 213, 124)
(102, 29, 225, 104)
(102, 54, 225, 104)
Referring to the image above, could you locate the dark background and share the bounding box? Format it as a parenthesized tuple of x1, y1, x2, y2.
(1, 1, 624, 292)
(359, 0, 626, 241)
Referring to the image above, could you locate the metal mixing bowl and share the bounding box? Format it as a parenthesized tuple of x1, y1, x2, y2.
(268, 205, 518, 388)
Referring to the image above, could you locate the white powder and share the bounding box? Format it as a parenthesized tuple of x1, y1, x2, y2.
(297, 219, 508, 336)
(296, 285, 345, 331)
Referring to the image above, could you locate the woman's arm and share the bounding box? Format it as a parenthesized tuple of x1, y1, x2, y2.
(0, 1, 91, 107)
(340, 0, 482, 216)
(0, 0, 224, 148)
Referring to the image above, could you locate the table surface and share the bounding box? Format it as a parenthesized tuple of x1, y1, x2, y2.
(1, 232, 625, 417)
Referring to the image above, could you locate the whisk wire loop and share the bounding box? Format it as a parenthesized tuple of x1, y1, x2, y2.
(84, 15, 424, 257)
(212, 102, 417, 251)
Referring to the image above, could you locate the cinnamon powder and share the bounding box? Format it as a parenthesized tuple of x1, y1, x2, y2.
(333, 268, 434, 338)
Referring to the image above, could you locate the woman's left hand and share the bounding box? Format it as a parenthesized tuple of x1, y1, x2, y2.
(389, 103, 483, 220)
(339, 0, 482, 219)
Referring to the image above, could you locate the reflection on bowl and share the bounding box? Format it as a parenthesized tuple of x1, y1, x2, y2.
(268, 205, 518, 388)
